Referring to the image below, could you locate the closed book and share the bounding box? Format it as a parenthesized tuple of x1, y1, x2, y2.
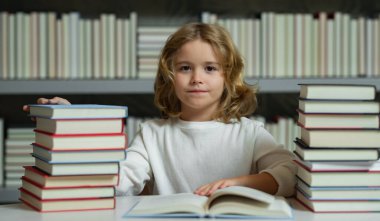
(296, 190, 380, 212)
(298, 99, 380, 114)
(297, 110, 379, 129)
(20, 189, 115, 212)
(296, 179, 380, 200)
(21, 178, 115, 199)
(300, 127, 380, 148)
(36, 117, 125, 135)
(295, 160, 380, 187)
(32, 144, 126, 163)
(34, 130, 127, 150)
(23, 166, 119, 188)
(34, 157, 119, 176)
(294, 139, 379, 161)
(29, 104, 128, 119)
(299, 84, 376, 100)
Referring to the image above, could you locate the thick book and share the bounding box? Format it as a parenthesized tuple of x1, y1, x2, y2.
(19, 188, 115, 212)
(297, 110, 380, 129)
(298, 99, 380, 114)
(29, 104, 128, 119)
(34, 157, 119, 176)
(296, 179, 380, 200)
(295, 160, 380, 187)
(124, 186, 293, 219)
(21, 177, 115, 199)
(35, 117, 125, 135)
(300, 127, 380, 148)
(294, 156, 380, 172)
(34, 130, 127, 150)
(32, 144, 126, 163)
(294, 139, 379, 161)
(23, 166, 119, 188)
(299, 84, 376, 100)
(296, 190, 380, 212)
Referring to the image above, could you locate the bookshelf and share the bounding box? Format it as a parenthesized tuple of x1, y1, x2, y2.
(1, 78, 380, 94)
(1, 0, 380, 202)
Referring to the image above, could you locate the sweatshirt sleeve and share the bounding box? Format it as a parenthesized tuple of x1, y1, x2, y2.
(116, 125, 153, 196)
(252, 125, 297, 197)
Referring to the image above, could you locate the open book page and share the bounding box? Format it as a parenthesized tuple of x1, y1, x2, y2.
(127, 193, 208, 217)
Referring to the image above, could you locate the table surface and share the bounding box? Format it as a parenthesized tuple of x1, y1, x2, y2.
(1, 196, 380, 221)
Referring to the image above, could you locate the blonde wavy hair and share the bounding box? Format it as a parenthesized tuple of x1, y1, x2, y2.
(154, 22, 257, 123)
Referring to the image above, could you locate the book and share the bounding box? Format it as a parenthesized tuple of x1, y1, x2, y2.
(294, 156, 380, 171)
(20, 189, 115, 212)
(34, 157, 119, 176)
(296, 160, 380, 186)
(297, 110, 379, 129)
(299, 84, 376, 100)
(21, 177, 115, 199)
(29, 104, 128, 119)
(34, 130, 127, 150)
(294, 139, 379, 161)
(300, 127, 380, 148)
(298, 99, 380, 114)
(124, 186, 293, 219)
(35, 117, 125, 135)
(296, 179, 380, 200)
(23, 166, 119, 188)
(296, 190, 380, 212)
(32, 144, 126, 163)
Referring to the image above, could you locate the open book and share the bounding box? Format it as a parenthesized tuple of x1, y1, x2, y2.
(124, 186, 293, 219)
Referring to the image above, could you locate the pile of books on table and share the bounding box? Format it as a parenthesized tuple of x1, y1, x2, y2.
(19, 104, 128, 212)
(294, 84, 380, 212)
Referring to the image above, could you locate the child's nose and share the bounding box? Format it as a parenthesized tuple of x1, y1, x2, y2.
(191, 69, 203, 84)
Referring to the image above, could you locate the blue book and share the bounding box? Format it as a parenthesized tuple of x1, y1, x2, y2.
(29, 104, 128, 119)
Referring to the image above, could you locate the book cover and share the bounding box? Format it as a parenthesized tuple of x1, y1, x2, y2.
(298, 84, 376, 100)
(29, 104, 128, 119)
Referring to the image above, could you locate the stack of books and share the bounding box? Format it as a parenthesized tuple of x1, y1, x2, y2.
(19, 104, 128, 212)
(294, 84, 380, 212)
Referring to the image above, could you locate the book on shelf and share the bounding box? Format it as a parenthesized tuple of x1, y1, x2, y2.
(300, 127, 380, 148)
(294, 155, 380, 172)
(296, 179, 380, 200)
(295, 160, 380, 187)
(34, 157, 120, 176)
(298, 99, 380, 114)
(32, 144, 126, 163)
(296, 190, 380, 212)
(28, 104, 128, 119)
(294, 139, 379, 161)
(34, 130, 127, 150)
(124, 186, 292, 219)
(19, 189, 115, 212)
(23, 166, 119, 188)
(299, 84, 376, 100)
(297, 110, 380, 129)
(21, 178, 115, 199)
(35, 117, 125, 135)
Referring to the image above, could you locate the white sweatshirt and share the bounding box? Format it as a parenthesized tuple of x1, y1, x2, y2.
(116, 117, 297, 196)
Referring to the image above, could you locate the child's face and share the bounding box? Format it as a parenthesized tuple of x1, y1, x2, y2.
(173, 39, 225, 120)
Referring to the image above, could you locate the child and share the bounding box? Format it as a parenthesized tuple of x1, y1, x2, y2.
(23, 23, 296, 197)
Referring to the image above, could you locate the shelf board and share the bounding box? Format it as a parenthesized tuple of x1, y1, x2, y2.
(1, 78, 380, 94)
(0, 187, 19, 204)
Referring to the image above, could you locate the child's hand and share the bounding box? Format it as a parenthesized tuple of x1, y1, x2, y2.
(23, 97, 71, 120)
(194, 178, 241, 196)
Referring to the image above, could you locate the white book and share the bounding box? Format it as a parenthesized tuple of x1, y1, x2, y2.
(30, 12, 38, 79)
(358, 16, 366, 76)
(15, 12, 24, 79)
(326, 18, 334, 77)
(294, 14, 303, 79)
(69, 12, 79, 79)
(108, 14, 116, 79)
(129, 12, 137, 78)
(374, 17, 380, 77)
(0, 12, 8, 80)
(116, 19, 123, 79)
(334, 13, 342, 77)
(350, 18, 359, 77)
(56, 20, 63, 79)
(93, 19, 101, 79)
(268, 13, 275, 78)
(318, 12, 327, 77)
(79, 19, 85, 79)
(8, 14, 16, 79)
(84, 19, 92, 79)
(304, 14, 312, 78)
(39, 13, 48, 79)
(341, 14, 350, 77)
(311, 18, 318, 78)
(24, 14, 30, 79)
(62, 14, 70, 79)
(366, 17, 374, 77)
(286, 14, 294, 78)
(261, 13, 268, 78)
(253, 17, 261, 78)
(48, 12, 56, 79)
(275, 14, 286, 78)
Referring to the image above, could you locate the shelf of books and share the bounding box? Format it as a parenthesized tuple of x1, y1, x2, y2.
(1, 78, 380, 94)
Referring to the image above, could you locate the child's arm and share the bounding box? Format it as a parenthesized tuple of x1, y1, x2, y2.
(194, 172, 278, 196)
(23, 97, 71, 112)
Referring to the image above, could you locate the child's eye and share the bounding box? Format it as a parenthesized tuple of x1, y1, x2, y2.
(179, 65, 191, 72)
(205, 65, 217, 72)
